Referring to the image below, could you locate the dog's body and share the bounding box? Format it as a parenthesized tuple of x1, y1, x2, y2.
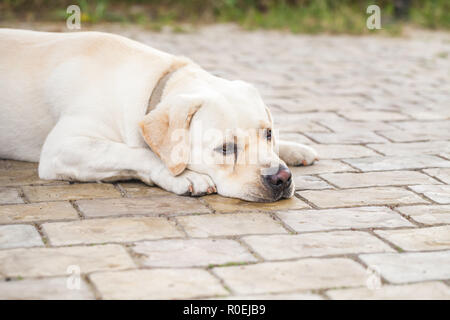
(0, 29, 317, 202)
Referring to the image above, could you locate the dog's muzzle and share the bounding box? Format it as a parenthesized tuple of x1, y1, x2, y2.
(261, 164, 293, 201)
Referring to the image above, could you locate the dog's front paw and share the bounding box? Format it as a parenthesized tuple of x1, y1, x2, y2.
(154, 169, 216, 196)
(279, 142, 318, 166)
(176, 170, 217, 196)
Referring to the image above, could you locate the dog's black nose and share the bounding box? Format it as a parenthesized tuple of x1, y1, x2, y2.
(263, 165, 292, 189)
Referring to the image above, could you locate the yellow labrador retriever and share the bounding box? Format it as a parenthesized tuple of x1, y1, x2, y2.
(0, 29, 317, 202)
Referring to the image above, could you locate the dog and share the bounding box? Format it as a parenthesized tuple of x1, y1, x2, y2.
(0, 29, 317, 202)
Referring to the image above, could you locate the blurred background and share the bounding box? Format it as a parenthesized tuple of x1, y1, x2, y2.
(0, 0, 449, 35)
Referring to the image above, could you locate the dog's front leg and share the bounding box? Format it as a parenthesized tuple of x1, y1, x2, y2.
(39, 134, 159, 185)
(277, 140, 318, 166)
(39, 126, 215, 196)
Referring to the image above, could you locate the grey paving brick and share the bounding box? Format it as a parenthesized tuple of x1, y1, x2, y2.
(132, 239, 257, 267)
(42, 217, 183, 245)
(327, 281, 450, 300)
(0, 202, 78, 224)
(298, 187, 428, 208)
(0, 244, 136, 277)
(396, 205, 450, 225)
(277, 207, 412, 232)
(0, 188, 23, 205)
(242, 231, 394, 260)
(409, 185, 450, 204)
(320, 171, 440, 188)
(360, 251, 450, 283)
(177, 213, 287, 237)
(0, 224, 43, 249)
(76, 196, 210, 218)
(213, 258, 367, 294)
(0, 277, 95, 300)
(344, 155, 450, 171)
(375, 226, 450, 251)
(91, 269, 228, 299)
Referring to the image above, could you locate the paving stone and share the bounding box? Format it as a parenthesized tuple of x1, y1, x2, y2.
(409, 185, 450, 204)
(90, 269, 228, 299)
(22, 183, 121, 202)
(0, 202, 79, 224)
(0, 224, 43, 249)
(243, 231, 394, 260)
(344, 155, 450, 171)
(213, 258, 367, 294)
(404, 106, 450, 120)
(368, 141, 450, 156)
(387, 121, 450, 134)
(118, 182, 173, 197)
(320, 171, 440, 188)
(42, 217, 183, 245)
(177, 213, 287, 237)
(311, 144, 378, 159)
(278, 132, 315, 145)
(318, 118, 396, 132)
(76, 196, 210, 218)
(326, 281, 450, 300)
(397, 205, 450, 225)
(306, 132, 388, 144)
(0, 160, 38, 171)
(294, 175, 332, 191)
(275, 119, 329, 133)
(0, 188, 24, 205)
(132, 239, 256, 267)
(298, 187, 427, 208)
(423, 168, 450, 184)
(283, 112, 345, 123)
(0, 244, 135, 277)
(0, 169, 66, 187)
(277, 207, 412, 232)
(216, 292, 323, 300)
(202, 194, 309, 212)
(265, 97, 310, 113)
(375, 226, 450, 251)
(272, 96, 356, 113)
(359, 251, 450, 283)
(377, 129, 450, 142)
(290, 160, 355, 176)
(274, 113, 338, 133)
(0, 277, 95, 300)
(339, 111, 410, 121)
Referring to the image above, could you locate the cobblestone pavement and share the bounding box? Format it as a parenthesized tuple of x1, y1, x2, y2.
(1, 23, 450, 299)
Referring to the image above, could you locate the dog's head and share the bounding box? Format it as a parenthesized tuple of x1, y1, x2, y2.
(139, 76, 293, 202)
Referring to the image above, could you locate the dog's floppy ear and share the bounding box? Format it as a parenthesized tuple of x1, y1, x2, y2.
(139, 95, 202, 176)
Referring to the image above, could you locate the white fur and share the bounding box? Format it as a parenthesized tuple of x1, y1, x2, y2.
(0, 29, 317, 201)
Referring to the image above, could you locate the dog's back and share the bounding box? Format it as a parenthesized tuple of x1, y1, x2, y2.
(0, 29, 65, 161)
(0, 29, 177, 161)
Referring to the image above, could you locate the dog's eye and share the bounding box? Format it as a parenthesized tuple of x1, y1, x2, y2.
(266, 129, 272, 141)
(216, 143, 236, 155)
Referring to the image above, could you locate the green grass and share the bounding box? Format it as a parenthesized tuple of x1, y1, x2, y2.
(222, 2, 390, 34)
(410, 0, 450, 30)
(0, 0, 449, 35)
